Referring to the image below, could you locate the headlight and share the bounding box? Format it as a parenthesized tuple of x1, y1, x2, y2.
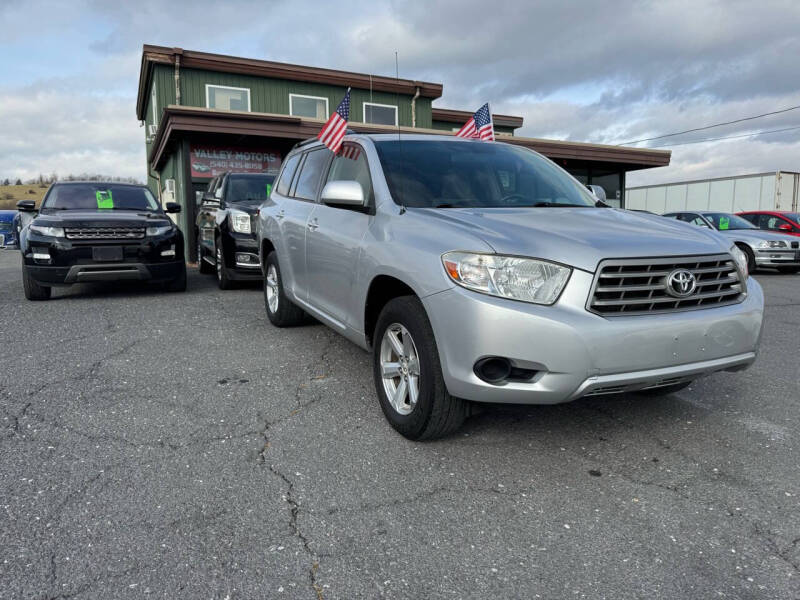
(146, 225, 173, 236)
(442, 252, 571, 305)
(30, 225, 64, 237)
(730, 245, 748, 277)
(757, 240, 787, 248)
(230, 210, 251, 234)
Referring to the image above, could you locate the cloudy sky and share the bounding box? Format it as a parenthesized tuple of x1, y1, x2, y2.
(1, 0, 799, 186)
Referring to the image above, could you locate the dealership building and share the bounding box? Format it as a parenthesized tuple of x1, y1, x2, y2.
(136, 45, 671, 259)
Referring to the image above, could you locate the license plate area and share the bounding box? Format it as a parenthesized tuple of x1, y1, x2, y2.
(92, 246, 123, 262)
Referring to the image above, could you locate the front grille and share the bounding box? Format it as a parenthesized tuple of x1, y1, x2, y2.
(792, 241, 799, 249)
(65, 227, 145, 241)
(588, 254, 745, 316)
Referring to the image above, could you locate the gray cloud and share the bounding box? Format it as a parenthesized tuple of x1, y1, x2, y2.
(1, 0, 799, 185)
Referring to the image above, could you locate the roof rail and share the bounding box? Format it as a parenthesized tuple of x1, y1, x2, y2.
(292, 137, 320, 150)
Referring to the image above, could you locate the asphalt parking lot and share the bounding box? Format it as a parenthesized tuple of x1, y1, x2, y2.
(0, 249, 798, 600)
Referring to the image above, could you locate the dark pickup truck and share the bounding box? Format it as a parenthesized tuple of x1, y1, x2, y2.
(18, 181, 186, 300)
(195, 171, 276, 289)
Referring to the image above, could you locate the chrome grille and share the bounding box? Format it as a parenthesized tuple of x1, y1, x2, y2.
(64, 227, 145, 240)
(588, 254, 745, 316)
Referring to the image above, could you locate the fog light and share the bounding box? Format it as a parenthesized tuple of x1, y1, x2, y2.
(235, 252, 259, 268)
(33, 251, 51, 263)
(161, 245, 175, 257)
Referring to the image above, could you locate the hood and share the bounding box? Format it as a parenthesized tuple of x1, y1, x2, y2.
(713, 228, 795, 243)
(35, 210, 170, 228)
(413, 207, 731, 272)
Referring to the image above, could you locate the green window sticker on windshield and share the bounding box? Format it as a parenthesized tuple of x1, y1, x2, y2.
(719, 216, 730, 230)
(266, 183, 272, 197)
(96, 190, 113, 209)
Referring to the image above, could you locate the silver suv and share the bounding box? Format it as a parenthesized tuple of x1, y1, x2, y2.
(257, 134, 764, 440)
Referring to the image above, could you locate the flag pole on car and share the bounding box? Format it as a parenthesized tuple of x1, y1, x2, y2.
(454, 103, 495, 141)
(318, 88, 351, 153)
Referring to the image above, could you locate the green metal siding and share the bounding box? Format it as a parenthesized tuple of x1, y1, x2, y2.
(177, 67, 431, 127)
(145, 64, 177, 194)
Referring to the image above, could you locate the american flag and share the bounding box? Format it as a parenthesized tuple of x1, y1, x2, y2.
(454, 103, 494, 142)
(318, 88, 351, 153)
(340, 143, 361, 161)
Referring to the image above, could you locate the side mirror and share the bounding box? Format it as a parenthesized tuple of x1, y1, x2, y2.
(778, 223, 792, 231)
(165, 202, 181, 214)
(587, 184, 606, 202)
(320, 180, 366, 207)
(16, 200, 36, 212)
(202, 193, 220, 207)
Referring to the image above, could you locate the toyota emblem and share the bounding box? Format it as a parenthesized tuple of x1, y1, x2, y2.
(666, 269, 697, 298)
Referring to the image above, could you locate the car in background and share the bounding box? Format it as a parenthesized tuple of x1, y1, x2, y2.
(18, 181, 186, 300)
(0, 210, 18, 248)
(196, 171, 276, 289)
(257, 133, 763, 440)
(737, 210, 800, 238)
(664, 211, 800, 274)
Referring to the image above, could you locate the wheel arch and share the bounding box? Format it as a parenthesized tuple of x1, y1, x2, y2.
(364, 274, 420, 348)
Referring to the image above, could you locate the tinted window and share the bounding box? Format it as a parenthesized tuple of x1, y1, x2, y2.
(738, 213, 757, 224)
(276, 154, 300, 196)
(293, 150, 329, 201)
(324, 143, 373, 200)
(226, 175, 276, 205)
(702, 213, 755, 230)
(374, 140, 595, 209)
(43, 184, 159, 211)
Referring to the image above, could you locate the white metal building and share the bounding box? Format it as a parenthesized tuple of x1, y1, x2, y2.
(626, 171, 800, 214)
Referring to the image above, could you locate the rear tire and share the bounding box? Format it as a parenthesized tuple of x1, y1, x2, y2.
(22, 263, 51, 301)
(215, 235, 234, 290)
(197, 235, 213, 274)
(372, 296, 468, 440)
(165, 262, 187, 292)
(264, 251, 304, 327)
(636, 381, 692, 396)
(777, 266, 800, 274)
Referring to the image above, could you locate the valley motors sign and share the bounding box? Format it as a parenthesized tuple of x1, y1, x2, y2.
(189, 145, 281, 177)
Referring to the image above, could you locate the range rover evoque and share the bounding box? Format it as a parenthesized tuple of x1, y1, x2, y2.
(18, 182, 186, 300)
(257, 134, 764, 440)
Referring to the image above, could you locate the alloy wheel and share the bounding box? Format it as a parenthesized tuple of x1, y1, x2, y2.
(379, 323, 420, 416)
(266, 264, 279, 313)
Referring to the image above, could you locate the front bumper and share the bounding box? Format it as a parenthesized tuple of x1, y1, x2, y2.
(755, 247, 800, 267)
(23, 232, 184, 286)
(423, 270, 764, 404)
(224, 233, 262, 280)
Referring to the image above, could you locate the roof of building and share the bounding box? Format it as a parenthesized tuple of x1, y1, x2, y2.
(148, 105, 671, 172)
(431, 108, 523, 129)
(136, 45, 444, 121)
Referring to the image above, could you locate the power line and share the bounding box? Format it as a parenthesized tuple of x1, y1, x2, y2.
(646, 125, 800, 148)
(618, 104, 800, 145)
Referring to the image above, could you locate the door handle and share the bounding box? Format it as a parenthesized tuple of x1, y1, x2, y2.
(307, 219, 319, 231)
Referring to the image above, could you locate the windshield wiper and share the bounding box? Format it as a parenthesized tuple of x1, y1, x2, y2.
(531, 202, 589, 208)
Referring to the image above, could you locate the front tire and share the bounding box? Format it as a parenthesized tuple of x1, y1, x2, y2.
(372, 296, 467, 440)
(165, 262, 187, 292)
(263, 251, 304, 327)
(738, 244, 756, 274)
(215, 235, 234, 290)
(22, 262, 51, 301)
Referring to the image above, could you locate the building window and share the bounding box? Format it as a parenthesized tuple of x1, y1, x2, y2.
(205, 84, 251, 112)
(363, 102, 398, 126)
(290, 94, 329, 119)
(151, 86, 158, 126)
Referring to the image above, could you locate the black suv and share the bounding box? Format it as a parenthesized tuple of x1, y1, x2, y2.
(18, 181, 186, 300)
(196, 171, 276, 289)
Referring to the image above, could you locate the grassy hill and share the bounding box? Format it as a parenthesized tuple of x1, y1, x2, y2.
(0, 184, 49, 210)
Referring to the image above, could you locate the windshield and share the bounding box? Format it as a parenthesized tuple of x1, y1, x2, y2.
(374, 140, 596, 209)
(226, 174, 276, 205)
(784, 213, 800, 224)
(702, 213, 756, 231)
(42, 184, 159, 212)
